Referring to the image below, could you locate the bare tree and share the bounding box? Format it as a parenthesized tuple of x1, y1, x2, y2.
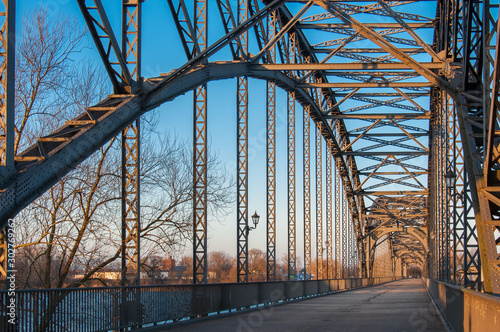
(208, 251, 235, 282)
(248, 248, 266, 282)
(179, 256, 193, 284)
(15, 8, 87, 152)
(13, 9, 234, 289)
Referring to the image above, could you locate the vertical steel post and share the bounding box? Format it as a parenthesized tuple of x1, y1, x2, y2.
(326, 140, 333, 279)
(193, 0, 208, 284)
(121, 0, 142, 287)
(266, 11, 277, 282)
(439, 91, 446, 282)
(342, 186, 347, 278)
(288, 91, 296, 280)
(236, 0, 249, 283)
(349, 212, 354, 278)
(429, 89, 439, 280)
(303, 105, 311, 280)
(266, 81, 276, 281)
(447, 96, 461, 285)
(335, 163, 341, 279)
(347, 208, 351, 278)
(287, 30, 297, 282)
(0, 0, 15, 169)
(445, 93, 454, 284)
(316, 124, 323, 279)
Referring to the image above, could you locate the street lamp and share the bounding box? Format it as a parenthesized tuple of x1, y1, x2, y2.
(444, 170, 456, 190)
(248, 211, 260, 233)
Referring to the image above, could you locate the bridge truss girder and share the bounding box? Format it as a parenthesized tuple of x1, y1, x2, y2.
(0, 0, 499, 293)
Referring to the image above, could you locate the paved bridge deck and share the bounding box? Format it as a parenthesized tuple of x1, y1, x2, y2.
(155, 279, 445, 332)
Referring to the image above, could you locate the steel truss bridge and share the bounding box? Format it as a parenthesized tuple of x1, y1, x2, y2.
(0, 0, 500, 306)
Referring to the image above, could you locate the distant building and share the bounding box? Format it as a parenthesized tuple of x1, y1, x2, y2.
(162, 255, 176, 271)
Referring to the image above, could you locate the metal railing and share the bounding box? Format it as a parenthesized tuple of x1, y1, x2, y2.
(1, 277, 400, 331)
(423, 278, 500, 332)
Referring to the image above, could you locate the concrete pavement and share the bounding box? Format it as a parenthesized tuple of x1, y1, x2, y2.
(154, 278, 445, 332)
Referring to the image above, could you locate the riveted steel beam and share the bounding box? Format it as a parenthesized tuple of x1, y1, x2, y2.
(255, 62, 444, 70)
(358, 190, 429, 196)
(298, 82, 435, 88)
(326, 113, 430, 120)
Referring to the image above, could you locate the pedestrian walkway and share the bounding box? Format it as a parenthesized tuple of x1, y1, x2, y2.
(154, 278, 445, 332)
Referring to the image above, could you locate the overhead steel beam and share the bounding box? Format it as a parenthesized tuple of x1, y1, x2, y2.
(312, 47, 426, 54)
(252, 1, 313, 63)
(255, 62, 444, 70)
(298, 82, 434, 88)
(348, 133, 429, 137)
(326, 113, 430, 120)
(339, 93, 430, 97)
(358, 191, 429, 196)
(297, 23, 433, 29)
(360, 171, 428, 175)
(77, 0, 134, 93)
(375, 0, 441, 61)
(215, 0, 240, 59)
(313, 0, 447, 90)
(166, 0, 200, 60)
(149, 0, 285, 97)
(342, 151, 428, 156)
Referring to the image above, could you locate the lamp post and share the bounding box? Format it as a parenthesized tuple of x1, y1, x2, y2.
(240, 211, 259, 282)
(444, 171, 456, 190)
(247, 211, 260, 234)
